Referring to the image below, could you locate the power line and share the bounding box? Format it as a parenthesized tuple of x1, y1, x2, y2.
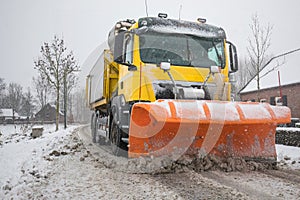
(238, 48, 300, 94)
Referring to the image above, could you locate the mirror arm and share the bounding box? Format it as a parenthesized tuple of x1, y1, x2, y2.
(116, 62, 137, 71)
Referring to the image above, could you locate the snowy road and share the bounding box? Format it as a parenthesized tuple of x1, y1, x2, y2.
(78, 126, 300, 199)
(1, 124, 300, 199)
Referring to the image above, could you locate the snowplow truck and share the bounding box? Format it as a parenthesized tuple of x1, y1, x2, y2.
(86, 15, 291, 163)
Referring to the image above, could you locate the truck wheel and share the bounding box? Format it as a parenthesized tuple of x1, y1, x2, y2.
(91, 114, 97, 143)
(110, 120, 127, 157)
(111, 120, 122, 156)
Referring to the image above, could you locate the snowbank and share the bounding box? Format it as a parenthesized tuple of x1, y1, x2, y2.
(276, 144, 300, 169)
(0, 124, 79, 198)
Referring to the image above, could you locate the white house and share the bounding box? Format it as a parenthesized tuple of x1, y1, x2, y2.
(0, 109, 20, 123)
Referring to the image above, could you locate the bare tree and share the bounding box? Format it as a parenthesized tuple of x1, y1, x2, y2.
(34, 36, 79, 131)
(20, 87, 35, 122)
(235, 57, 251, 91)
(0, 78, 6, 108)
(247, 14, 273, 92)
(34, 36, 63, 131)
(33, 75, 50, 111)
(62, 57, 79, 129)
(60, 72, 78, 125)
(6, 83, 23, 123)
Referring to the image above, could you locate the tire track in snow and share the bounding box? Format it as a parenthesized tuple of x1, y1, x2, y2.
(261, 169, 300, 186)
(78, 125, 250, 199)
(198, 170, 300, 199)
(78, 125, 300, 199)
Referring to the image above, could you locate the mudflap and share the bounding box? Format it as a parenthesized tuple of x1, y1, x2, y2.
(128, 100, 291, 163)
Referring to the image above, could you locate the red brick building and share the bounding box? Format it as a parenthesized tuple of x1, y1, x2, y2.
(240, 82, 300, 118)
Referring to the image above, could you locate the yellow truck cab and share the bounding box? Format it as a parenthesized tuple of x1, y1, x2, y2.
(86, 14, 289, 161)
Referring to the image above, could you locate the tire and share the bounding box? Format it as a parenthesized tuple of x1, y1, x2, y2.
(91, 113, 97, 143)
(110, 117, 128, 157)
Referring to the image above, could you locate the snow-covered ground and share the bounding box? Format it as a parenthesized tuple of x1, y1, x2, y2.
(0, 124, 300, 199)
(276, 123, 300, 169)
(0, 124, 80, 198)
(277, 127, 300, 132)
(276, 144, 300, 169)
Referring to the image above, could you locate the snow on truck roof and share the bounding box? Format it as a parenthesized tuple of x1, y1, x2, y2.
(108, 17, 226, 54)
(137, 17, 226, 39)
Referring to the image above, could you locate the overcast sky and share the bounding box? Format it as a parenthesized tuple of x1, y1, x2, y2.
(1, 0, 300, 91)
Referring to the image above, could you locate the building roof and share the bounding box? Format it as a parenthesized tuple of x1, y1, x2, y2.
(240, 82, 300, 95)
(0, 109, 19, 117)
(35, 103, 64, 117)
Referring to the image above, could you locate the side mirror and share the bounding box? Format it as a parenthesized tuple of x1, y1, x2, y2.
(227, 41, 238, 72)
(210, 66, 220, 74)
(160, 62, 171, 71)
(127, 64, 137, 71)
(113, 32, 125, 63)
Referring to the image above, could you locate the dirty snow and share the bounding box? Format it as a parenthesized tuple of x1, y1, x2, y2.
(0, 124, 300, 199)
(276, 144, 300, 169)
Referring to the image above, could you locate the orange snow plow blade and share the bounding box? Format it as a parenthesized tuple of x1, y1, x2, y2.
(128, 100, 291, 162)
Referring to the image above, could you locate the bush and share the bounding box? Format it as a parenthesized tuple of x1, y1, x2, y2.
(276, 128, 300, 147)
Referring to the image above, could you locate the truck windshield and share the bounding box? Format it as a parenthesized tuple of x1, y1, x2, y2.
(139, 32, 225, 68)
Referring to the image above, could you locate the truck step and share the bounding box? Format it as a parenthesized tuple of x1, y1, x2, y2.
(121, 125, 129, 129)
(121, 138, 129, 143)
(98, 129, 107, 138)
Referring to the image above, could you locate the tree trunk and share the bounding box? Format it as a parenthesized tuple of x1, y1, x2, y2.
(56, 86, 59, 131)
(12, 109, 15, 124)
(256, 64, 260, 101)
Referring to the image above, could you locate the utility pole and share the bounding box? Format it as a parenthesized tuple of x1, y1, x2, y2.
(278, 71, 282, 99)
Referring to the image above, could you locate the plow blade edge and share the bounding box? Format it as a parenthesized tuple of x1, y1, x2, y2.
(128, 100, 291, 162)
